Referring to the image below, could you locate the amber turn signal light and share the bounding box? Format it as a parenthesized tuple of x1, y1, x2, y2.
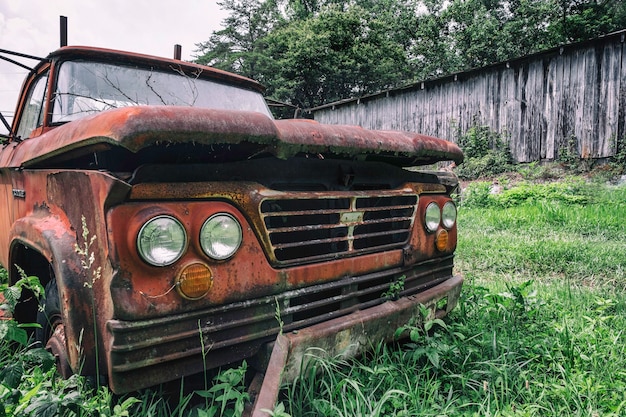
(435, 229, 449, 252)
(177, 263, 212, 300)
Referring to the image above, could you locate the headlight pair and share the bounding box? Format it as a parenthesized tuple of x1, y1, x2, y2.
(137, 213, 242, 267)
(424, 201, 457, 233)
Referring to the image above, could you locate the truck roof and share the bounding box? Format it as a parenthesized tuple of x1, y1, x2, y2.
(44, 46, 265, 93)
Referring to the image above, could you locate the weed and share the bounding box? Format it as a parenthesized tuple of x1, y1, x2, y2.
(0, 267, 43, 347)
(75, 215, 103, 390)
(284, 346, 408, 417)
(382, 275, 405, 300)
(454, 122, 513, 180)
(608, 134, 626, 177)
(262, 402, 291, 417)
(195, 361, 250, 417)
(516, 161, 563, 181)
(395, 305, 462, 370)
(461, 178, 596, 209)
(558, 136, 582, 170)
(274, 296, 284, 335)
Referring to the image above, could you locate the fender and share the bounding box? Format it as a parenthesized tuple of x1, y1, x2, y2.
(9, 213, 99, 375)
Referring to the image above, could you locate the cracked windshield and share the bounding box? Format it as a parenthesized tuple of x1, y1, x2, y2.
(51, 60, 271, 122)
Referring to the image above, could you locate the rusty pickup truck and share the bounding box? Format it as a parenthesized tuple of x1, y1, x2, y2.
(0, 46, 463, 396)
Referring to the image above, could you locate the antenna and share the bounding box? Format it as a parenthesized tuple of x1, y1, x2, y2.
(60, 16, 68, 47)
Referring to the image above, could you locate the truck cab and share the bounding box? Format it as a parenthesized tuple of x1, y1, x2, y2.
(0, 46, 463, 394)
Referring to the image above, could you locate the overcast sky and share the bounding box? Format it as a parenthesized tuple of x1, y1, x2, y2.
(0, 0, 228, 133)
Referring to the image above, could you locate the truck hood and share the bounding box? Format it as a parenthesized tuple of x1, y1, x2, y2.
(5, 106, 463, 168)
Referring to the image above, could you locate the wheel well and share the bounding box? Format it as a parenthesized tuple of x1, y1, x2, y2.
(10, 243, 54, 327)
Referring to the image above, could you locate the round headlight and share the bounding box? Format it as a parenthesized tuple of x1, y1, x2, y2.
(442, 201, 457, 229)
(200, 213, 243, 260)
(137, 215, 187, 266)
(425, 202, 441, 233)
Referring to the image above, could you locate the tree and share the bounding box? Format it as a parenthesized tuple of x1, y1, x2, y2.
(194, 0, 284, 84)
(264, 4, 410, 109)
(556, 0, 626, 42)
(440, 0, 561, 71)
(502, 0, 561, 57)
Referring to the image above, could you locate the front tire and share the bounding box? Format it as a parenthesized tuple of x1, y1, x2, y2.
(36, 278, 72, 378)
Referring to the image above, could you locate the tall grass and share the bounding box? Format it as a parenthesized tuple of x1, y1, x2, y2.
(283, 179, 626, 416)
(458, 179, 626, 288)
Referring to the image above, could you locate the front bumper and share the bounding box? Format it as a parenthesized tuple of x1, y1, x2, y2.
(251, 274, 463, 416)
(106, 257, 461, 393)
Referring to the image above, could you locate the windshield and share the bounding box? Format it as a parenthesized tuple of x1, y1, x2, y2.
(52, 61, 271, 122)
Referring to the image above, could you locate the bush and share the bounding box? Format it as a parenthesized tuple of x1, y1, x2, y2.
(460, 179, 595, 209)
(454, 123, 513, 180)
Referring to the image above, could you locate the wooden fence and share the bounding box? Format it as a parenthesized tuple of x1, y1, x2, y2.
(309, 30, 626, 163)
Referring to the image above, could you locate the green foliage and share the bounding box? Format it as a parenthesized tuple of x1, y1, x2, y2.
(497, 183, 590, 207)
(461, 178, 598, 209)
(610, 134, 626, 175)
(285, 279, 626, 415)
(557, 0, 626, 42)
(516, 161, 564, 181)
(284, 345, 409, 417)
(195, 362, 250, 417)
(261, 401, 291, 417)
(556, 136, 599, 173)
(395, 305, 462, 370)
(382, 275, 405, 300)
(455, 123, 513, 180)
(195, 0, 284, 82)
(0, 269, 139, 417)
(0, 268, 44, 348)
(458, 180, 626, 287)
(262, 3, 411, 109)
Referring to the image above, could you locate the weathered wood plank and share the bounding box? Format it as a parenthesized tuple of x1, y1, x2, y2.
(312, 31, 626, 162)
(619, 36, 626, 146)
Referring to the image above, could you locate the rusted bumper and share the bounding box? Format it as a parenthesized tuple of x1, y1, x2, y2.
(249, 274, 463, 417)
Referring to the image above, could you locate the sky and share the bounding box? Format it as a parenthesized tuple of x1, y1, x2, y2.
(0, 0, 228, 134)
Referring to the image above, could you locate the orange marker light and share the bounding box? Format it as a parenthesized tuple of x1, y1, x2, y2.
(435, 229, 449, 252)
(178, 263, 213, 300)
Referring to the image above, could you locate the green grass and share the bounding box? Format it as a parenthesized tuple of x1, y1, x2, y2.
(458, 179, 626, 288)
(2, 178, 626, 416)
(282, 179, 626, 416)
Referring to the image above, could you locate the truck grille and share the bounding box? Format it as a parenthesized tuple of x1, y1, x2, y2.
(260, 193, 418, 265)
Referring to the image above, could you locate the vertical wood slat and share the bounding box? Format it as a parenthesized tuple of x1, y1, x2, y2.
(312, 32, 626, 162)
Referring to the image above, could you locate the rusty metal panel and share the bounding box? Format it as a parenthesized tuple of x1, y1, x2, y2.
(274, 119, 464, 165)
(107, 197, 407, 319)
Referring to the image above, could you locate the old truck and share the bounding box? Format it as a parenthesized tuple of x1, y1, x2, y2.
(0, 45, 463, 405)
